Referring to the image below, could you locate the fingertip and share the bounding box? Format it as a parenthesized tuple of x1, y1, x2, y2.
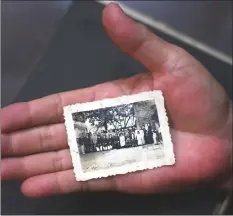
(102, 2, 144, 55)
(21, 177, 52, 198)
(102, 2, 132, 34)
(102, 2, 125, 24)
(21, 180, 34, 197)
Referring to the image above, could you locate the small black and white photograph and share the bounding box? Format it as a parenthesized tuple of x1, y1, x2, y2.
(72, 99, 165, 173)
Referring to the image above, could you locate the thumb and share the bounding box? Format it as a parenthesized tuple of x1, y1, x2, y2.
(102, 3, 176, 73)
(102, 3, 230, 134)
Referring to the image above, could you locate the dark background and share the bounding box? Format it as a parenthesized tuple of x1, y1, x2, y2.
(1, 1, 232, 215)
(119, 1, 232, 56)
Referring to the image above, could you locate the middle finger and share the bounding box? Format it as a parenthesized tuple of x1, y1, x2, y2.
(2, 123, 67, 157)
(1, 149, 72, 180)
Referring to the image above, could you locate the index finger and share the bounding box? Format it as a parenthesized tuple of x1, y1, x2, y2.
(0, 87, 88, 133)
(1, 81, 125, 133)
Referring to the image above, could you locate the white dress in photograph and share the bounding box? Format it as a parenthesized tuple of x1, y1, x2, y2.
(155, 123, 161, 133)
(80, 145, 85, 154)
(119, 135, 126, 147)
(140, 130, 145, 145)
(135, 130, 144, 145)
(152, 132, 157, 144)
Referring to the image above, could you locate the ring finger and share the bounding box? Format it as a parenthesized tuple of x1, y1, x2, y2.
(1, 149, 72, 180)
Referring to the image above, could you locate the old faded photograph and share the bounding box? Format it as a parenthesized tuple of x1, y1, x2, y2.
(64, 91, 175, 181)
(72, 100, 164, 172)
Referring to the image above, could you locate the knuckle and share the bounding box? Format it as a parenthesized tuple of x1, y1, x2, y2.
(1, 134, 14, 155)
(21, 157, 30, 178)
(26, 102, 34, 126)
(54, 93, 64, 121)
(52, 151, 64, 172)
(165, 45, 195, 78)
(38, 126, 54, 151)
(169, 44, 187, 57)
(54, 172, 62, 194)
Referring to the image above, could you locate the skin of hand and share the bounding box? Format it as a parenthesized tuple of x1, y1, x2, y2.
(1, 3, 232, 197)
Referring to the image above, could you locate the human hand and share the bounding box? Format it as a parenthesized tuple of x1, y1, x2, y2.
(1, 3, 232, 197)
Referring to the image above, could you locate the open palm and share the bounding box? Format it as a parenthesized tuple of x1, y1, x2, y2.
(1, 3, 232, 197)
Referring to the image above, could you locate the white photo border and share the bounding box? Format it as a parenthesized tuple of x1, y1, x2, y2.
(63, 90, 175, 181)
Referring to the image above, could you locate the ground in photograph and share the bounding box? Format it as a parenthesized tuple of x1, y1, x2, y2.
(80, 144, 164, 172)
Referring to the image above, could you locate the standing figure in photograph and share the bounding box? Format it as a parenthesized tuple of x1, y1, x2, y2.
(152, 130, 157, 145)
(92, 132, 98, 152)
(78, 133, 85, 155)
(74, 113, 88, 153)
(102, 134, 106, 151)
(88, 133, 94, 153)
(83, 134, 89, 153)
(108, 134, 113, 150)
(138, 127, 145, 145)
(100, 133, 105, 151)
(147, 123, 154, 144)
(135, 130, 144, 146)
(142, 125, 147, 144)
(131, 131, 137, 147)
(125, 131, 131, 147)
(96, 134, 101, 152)
(127, 129, 132, 147)
(155, 123, 162, 144)
(113, 132, 120, 149)
(105, 133, 110, 150)
(104, 133, 108, 151)
(119, 132, 126, 148)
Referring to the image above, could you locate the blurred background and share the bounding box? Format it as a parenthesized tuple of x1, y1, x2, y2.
(1, 0, 232, 214)
(119, 0, 232, 56)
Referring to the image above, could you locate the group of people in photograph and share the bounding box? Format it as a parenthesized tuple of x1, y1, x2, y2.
(77, 123, 162, 154)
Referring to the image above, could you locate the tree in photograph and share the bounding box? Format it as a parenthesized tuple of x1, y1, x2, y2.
(134, 100, 159, 129)
(72, 112, 85, 122)
(108, 104, 136, 129)
(86, 109, 108, 131)
(86, 104, 136, 131)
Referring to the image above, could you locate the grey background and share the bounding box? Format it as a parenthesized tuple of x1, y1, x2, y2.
(1, 1, 232, 107)
(1, 1, 232, 215)
(120, 0, 232, 56)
